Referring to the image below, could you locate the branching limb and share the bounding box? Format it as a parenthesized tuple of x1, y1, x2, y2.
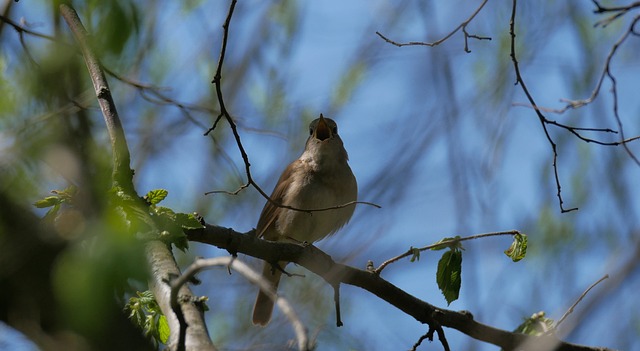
(375, 230, 522, 274)
(411, 324, 451, 351)
(170, 256, 310, 351)
(509, 0, 578, 214)
(186, 224, 612, 351)
(544, 14, 640, 115)
(592, 0, 640, 27)
(513, 12, 640, 163)
(376, 0, 490, 52)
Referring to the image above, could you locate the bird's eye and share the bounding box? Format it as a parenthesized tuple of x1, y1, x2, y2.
(309, 127, 313, 135)
(332, 126, 338, 134)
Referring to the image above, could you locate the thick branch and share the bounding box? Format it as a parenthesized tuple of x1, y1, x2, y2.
(59, 5, 216, 350)
(186, 224, 611, 351)
(146, 241, 216, 351)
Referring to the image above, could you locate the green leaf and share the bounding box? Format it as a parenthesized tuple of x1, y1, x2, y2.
(436, 249, 462, 305)
(34, 196, 61, 208)
(125, 291, 169, 345)
(175, 212, 205, 230)
(504, 233, 528, 262)
(145, 189, 168, 205)
(157, 314, 170, 344)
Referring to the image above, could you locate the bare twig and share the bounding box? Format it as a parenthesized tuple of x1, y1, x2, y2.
(555, 274, 609, 329)
(592, 0, 640, 27)
(543, 15, 640, 116)
(514, 13, 640, 163)
(509, 0, 578, 213)
(376, 0, 490, 53)
(411, 324, 450, 351)
(170, 256, 310, 351)
(0, 14, 61, 42)
(604, 22, 640, 166)
(374, 230, 522, 274)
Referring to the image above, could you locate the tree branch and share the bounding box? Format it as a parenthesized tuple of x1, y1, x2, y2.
(376, 0, 491, 53)
(59, 4, 133, 191)
(146, 241, 216, 351)
(186, 224, 612, 351)
(508, 0, 578, 214)
(59, 5, 216, 350)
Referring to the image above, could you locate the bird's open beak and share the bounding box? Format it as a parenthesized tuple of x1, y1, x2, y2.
(314, 114, 331, 141)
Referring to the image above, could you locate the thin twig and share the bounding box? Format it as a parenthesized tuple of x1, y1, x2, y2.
(376, 0, 490, 52)
(592, 0, 640, 27)
(509, 0, 578, 213)
(549, 15, 640, 116)
(411, 329, 432, 351)
(411, 325, 450, 351)
(604, 18, 640, 166)
(374, 230, 522, 274)
(555, 274, 609, 329)
(170, 256, 310, 351)
(0, 14, 62, 42)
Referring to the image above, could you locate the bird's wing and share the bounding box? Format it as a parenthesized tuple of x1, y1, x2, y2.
(255, 160, 299, 240)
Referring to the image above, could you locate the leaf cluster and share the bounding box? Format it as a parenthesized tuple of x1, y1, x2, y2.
(125, 290, 170, 345)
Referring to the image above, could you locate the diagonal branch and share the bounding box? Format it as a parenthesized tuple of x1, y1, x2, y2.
(59, 4, 133, 191)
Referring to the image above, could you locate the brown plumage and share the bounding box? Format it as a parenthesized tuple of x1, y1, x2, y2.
(252, 114, 357, 326)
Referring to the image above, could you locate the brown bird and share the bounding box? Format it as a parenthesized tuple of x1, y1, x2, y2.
(252, 114, 357, 326)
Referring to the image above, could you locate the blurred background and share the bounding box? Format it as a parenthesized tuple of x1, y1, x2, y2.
(1, 1, 639, 350)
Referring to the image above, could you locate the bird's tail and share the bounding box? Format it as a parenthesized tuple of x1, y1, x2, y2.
(252, 261, 284, 326)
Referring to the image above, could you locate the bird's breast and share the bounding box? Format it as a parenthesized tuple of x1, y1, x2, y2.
(275, 163, 357, 243)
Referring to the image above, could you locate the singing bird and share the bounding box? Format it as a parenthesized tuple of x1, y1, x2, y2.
(252, 114, 357, 326)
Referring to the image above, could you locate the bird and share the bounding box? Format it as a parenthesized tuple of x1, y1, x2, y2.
(252, 114, 358, 326)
